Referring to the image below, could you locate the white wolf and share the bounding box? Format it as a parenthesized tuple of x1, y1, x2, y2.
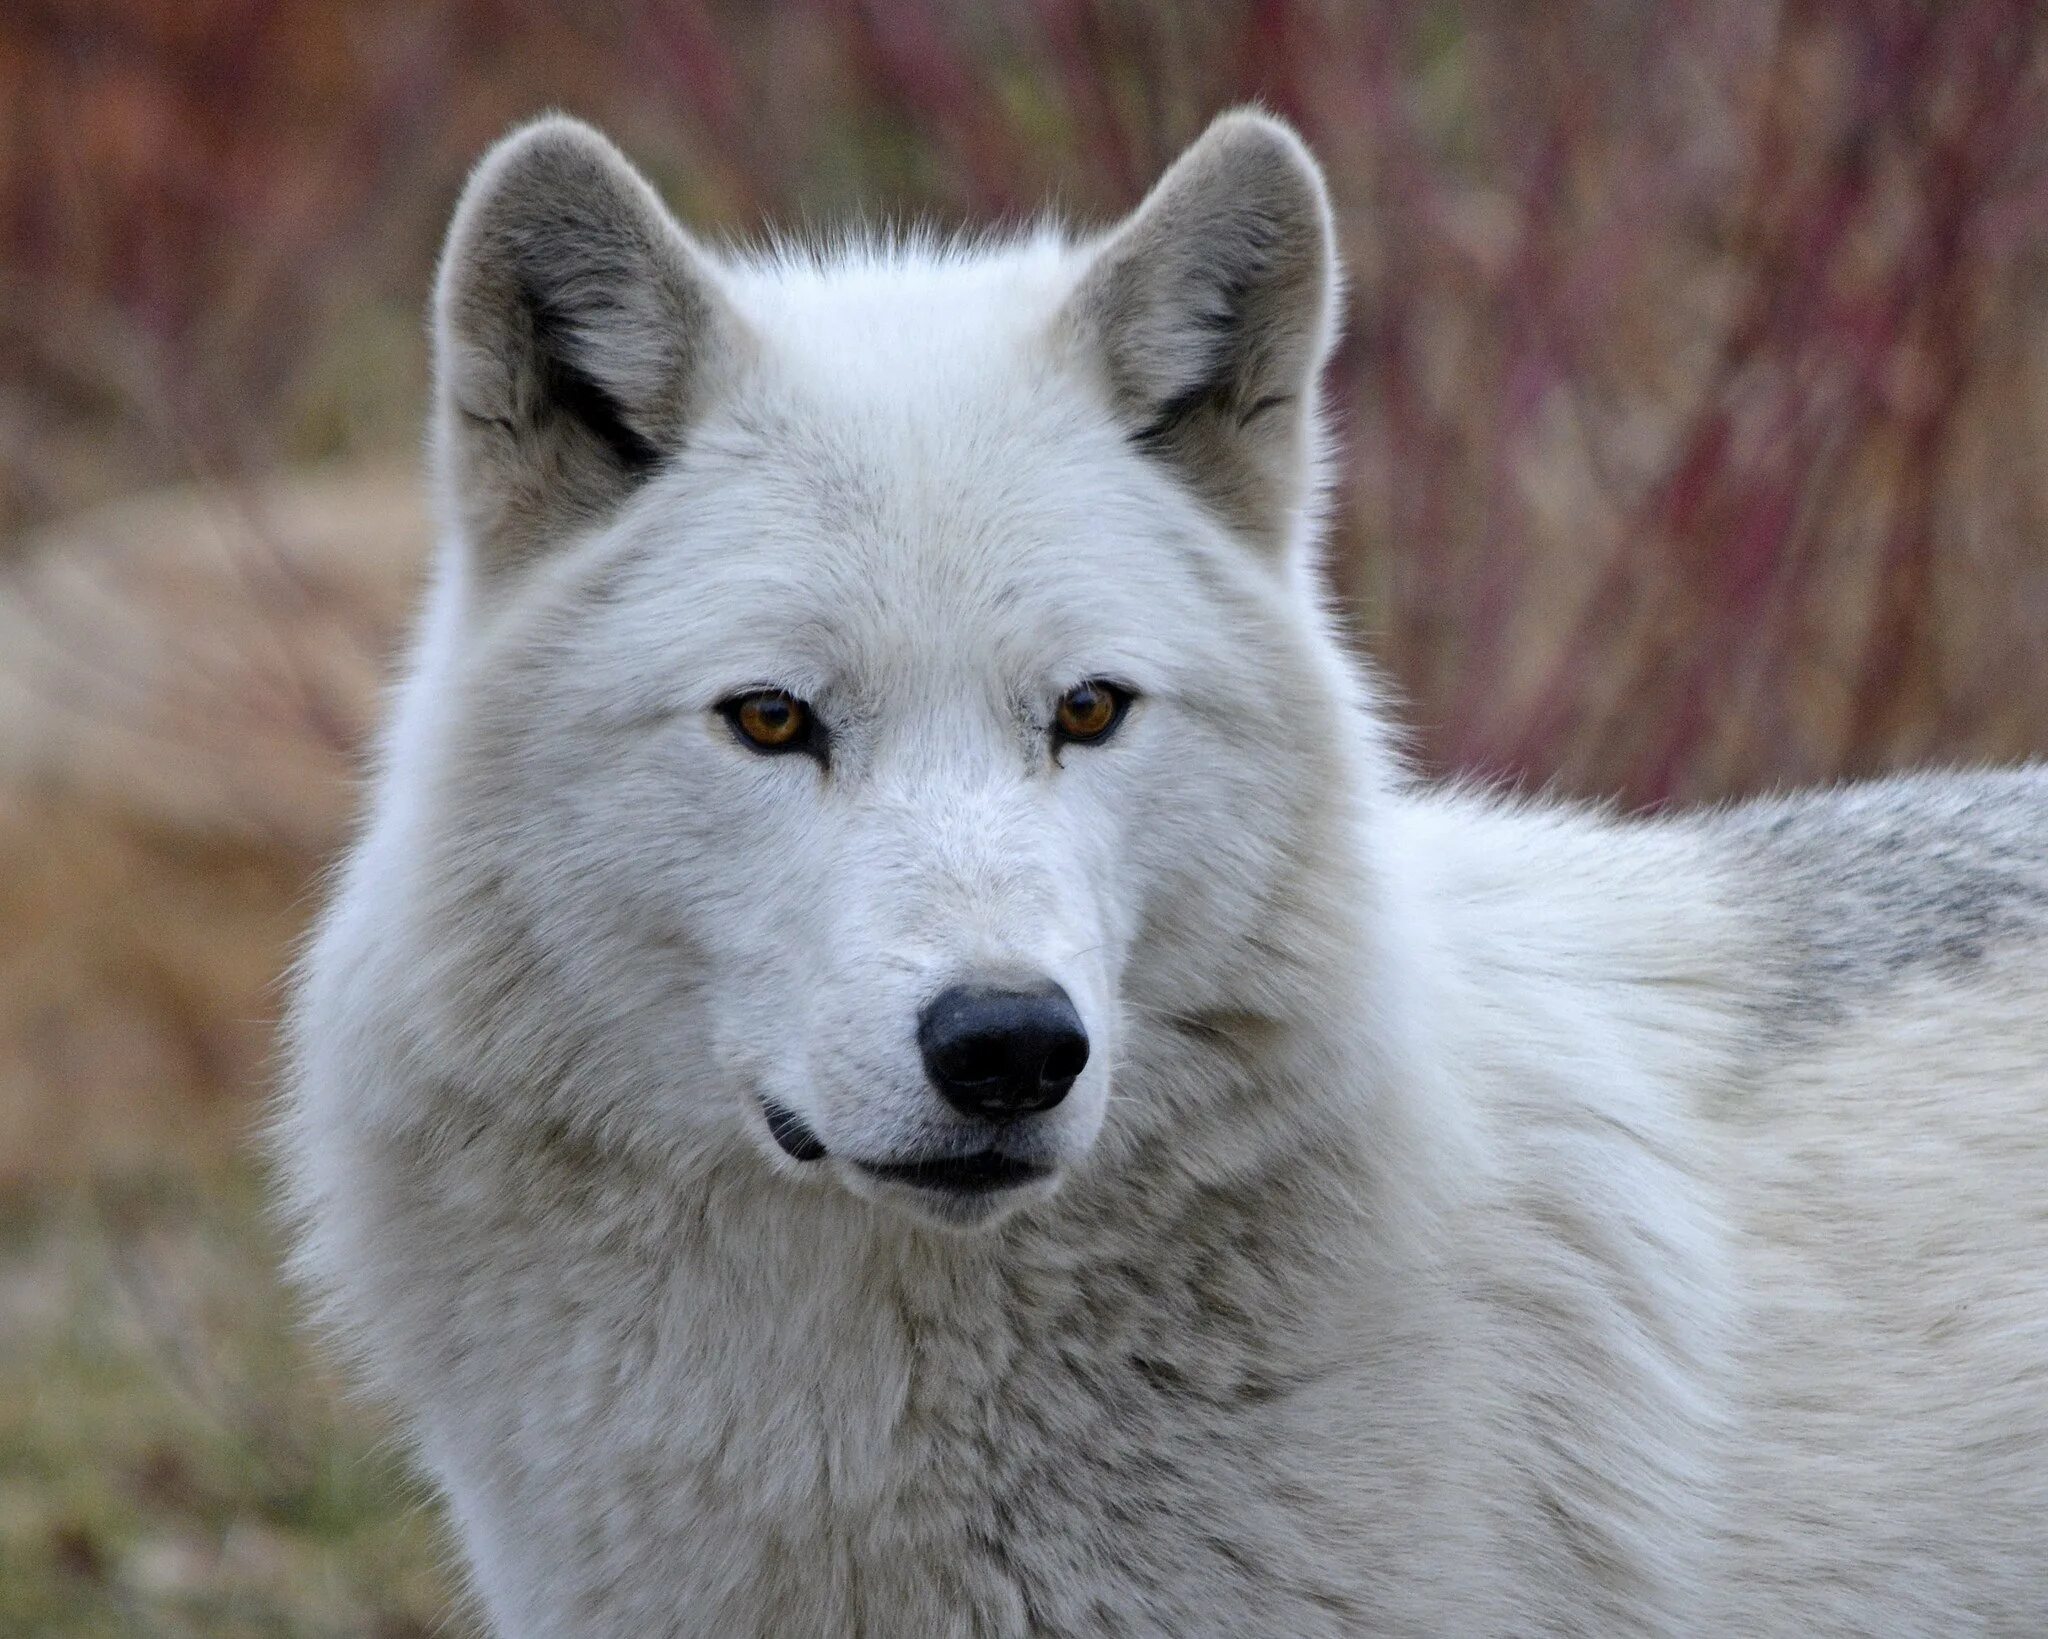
(278, 110, 2048, 1636)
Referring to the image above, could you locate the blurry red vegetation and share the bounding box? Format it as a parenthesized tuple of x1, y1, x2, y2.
(10, 0, 2048, 799)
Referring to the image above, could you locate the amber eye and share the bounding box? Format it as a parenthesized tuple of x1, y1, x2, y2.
(722, 689, 815, 754)
(1053, 680, 1132, 747)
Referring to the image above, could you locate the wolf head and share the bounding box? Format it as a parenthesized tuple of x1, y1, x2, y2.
(401, 111, 1372, 1229)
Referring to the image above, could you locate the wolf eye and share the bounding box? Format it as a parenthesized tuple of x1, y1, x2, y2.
(721, 689, 816, 755)
(1053, 680, 1133, 747)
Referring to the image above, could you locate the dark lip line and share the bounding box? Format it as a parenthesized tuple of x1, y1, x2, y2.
(759, 1099, 1054, 1193)
(760, 1099, 827, 1162)
(851, 1151, 1054, 1192)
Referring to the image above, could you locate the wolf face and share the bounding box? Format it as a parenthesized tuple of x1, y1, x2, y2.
(411, 113, 1349, 1228)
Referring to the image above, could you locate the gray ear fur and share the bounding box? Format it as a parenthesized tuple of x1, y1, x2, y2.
(432, 116, 745, 578)
(1062, 111, 1340, 551)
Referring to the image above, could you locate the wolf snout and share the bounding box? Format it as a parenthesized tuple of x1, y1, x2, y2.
(917, 983, 1089, 1120)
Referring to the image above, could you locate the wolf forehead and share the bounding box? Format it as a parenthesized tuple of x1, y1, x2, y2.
(633, 333, 1184, 577)
(578, 458, 1235, 750)
(531, 255, 1284, 694)
(564, 236, 1236, 575)
(724, 234, 1093, 382)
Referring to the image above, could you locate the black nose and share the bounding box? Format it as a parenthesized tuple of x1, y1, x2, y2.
(917, 983, 1089, 1120)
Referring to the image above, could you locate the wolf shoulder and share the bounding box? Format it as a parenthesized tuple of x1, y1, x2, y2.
(1391, 762, 2048, 1085)
(1698, 763, 2048, 1030)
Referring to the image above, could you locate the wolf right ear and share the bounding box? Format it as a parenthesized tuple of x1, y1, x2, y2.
(432, 116, 746, 579)
(1059, 112, 1340, 554)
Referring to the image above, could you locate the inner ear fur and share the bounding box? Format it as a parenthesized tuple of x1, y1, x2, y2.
(432, 115, 747, 579)
(1060, 110, 1340, 553)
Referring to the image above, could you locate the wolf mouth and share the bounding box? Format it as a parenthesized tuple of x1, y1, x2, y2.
(761, 1099, 828, 1162)
(761, 1101, 1054, 1193)
(852, 1152, 1053, 1193)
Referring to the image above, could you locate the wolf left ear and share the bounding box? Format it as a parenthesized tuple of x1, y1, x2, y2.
(1060, 111, 1340, 553)
(432, 116, 748, 580)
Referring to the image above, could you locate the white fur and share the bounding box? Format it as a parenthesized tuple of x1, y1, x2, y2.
(279, 114, 2048, 1635)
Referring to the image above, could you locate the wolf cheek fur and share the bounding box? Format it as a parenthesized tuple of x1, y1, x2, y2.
(278, 110, 2048, 1636)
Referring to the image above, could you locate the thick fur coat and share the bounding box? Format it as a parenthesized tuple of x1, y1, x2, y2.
(278, 112, 2048, 1635)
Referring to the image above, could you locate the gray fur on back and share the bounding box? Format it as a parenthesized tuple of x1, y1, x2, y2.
(1714, 767, 2048, 1030)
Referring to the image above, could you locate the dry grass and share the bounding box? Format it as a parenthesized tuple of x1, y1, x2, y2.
(0, 1165, 470, 1636)
(0, 470, 426, 1184)
(0, 468, 433, 1630)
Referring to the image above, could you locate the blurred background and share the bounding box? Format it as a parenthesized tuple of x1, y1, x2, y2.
(4, 0, 2047, 1630)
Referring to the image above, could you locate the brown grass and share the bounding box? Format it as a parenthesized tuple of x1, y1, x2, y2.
(0, 469, 431, 1629)
(0, 1165, 471, 1636)
(0, 470, 426, 1183)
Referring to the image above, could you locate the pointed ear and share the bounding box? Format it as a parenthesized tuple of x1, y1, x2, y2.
(432, 116, 747, 579)
(1059, 111, 1340, 552)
